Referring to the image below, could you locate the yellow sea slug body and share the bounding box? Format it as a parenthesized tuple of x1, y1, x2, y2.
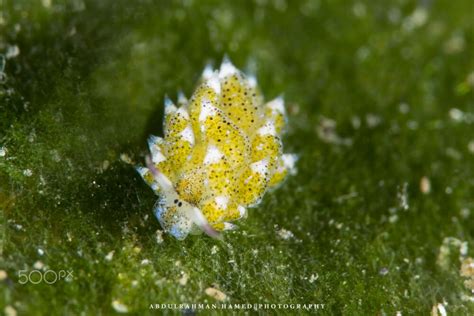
(137, 58, 297, 239)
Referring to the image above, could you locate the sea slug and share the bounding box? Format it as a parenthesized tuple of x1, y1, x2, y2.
(136, 57, 296, 239)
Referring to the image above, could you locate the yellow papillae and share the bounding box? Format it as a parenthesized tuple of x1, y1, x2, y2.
(136, 58, 297, 239)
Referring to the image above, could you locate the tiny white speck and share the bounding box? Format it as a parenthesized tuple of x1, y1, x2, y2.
(105, 251, 114, 261)
(277, 228, 294, 240)
(399, 102, 410, 114)
(282, 153, 298, 174)
(352, 3, 366, 18)
(5, 45, 20, 59)
(112, 300, 129, 313)
(23, 169, 33, 177)
(42, 0, 52, 8)
(460, 208, 470, 219)
(366, 113, 381, 127)
(178, 272, 188, 286)
(156, 230, 164, 244)
(437, 303, 447, 316)
(449, 108, 463, 121)
(37, 248, 44, 256)
(468, 140, 474, 154)
(33, 260, 44, 270)
(120, 153, 133, 164)
(309, 273, 318, 283)
(420, 176, 431, 194)
(0, 147, 6, 157)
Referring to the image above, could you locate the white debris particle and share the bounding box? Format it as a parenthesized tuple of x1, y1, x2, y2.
(356, 46, 370, 61)
(460, 208, 470, 219)
(317, 117, 352, 146)
(105, 251, 114, 261)
(398, 182, 409, 210)
(42, 0, 52, 8)
(33, 261, 44, 270)
(111, 300, 129, 313)
(50, 149, 61, 162)
(407, 120, 418, 130)
(37, 248, 44, 256)
(141, 259, 150, 265)
(431, 303, 447, 316)
(379, 267, 389, 276)
(119, 153, 133, 164)
(398, 102, 410, 114)
(460, 258, 474, 293)
(102, 160, 110, 171)
(402, 7, 428, 32)
(12, 223, 23, 231)
(277, 228, 294, 240)
(444, 34, 465, 54)
(449, 108, 464, 121)
(309, 274, 319, 283)
(0, 147, 6, 157)
(155, 230, 164, 244)
(420, 176, 431, 194)
(5, 45, 20, 59)
(4, 306, 17, 316)
(396, 312, 402, 316)
(460, 242, 468, 256)
(437, 237, 467, 270)
(352, 3, 366, 18)
(211, 245, 219, 255)
(468, 140, 474, 154)
(178, 272, 188, 286)
(205, 287, 227, 301)
(0, 270, 7, 281)
(351, 116, 361, 129)
(23, 169, 33, 177)
(365, 113, 381, 128)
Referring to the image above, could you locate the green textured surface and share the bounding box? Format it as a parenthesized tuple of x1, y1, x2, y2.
(0, 0, 473, 315)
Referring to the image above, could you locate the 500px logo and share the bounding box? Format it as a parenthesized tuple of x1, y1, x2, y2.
(18, 270, 73, 284)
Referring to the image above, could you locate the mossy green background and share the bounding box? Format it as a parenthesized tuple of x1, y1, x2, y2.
(1, 0, 473, 315)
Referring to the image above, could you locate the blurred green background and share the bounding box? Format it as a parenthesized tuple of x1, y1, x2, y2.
(0, 0, 473, 314)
